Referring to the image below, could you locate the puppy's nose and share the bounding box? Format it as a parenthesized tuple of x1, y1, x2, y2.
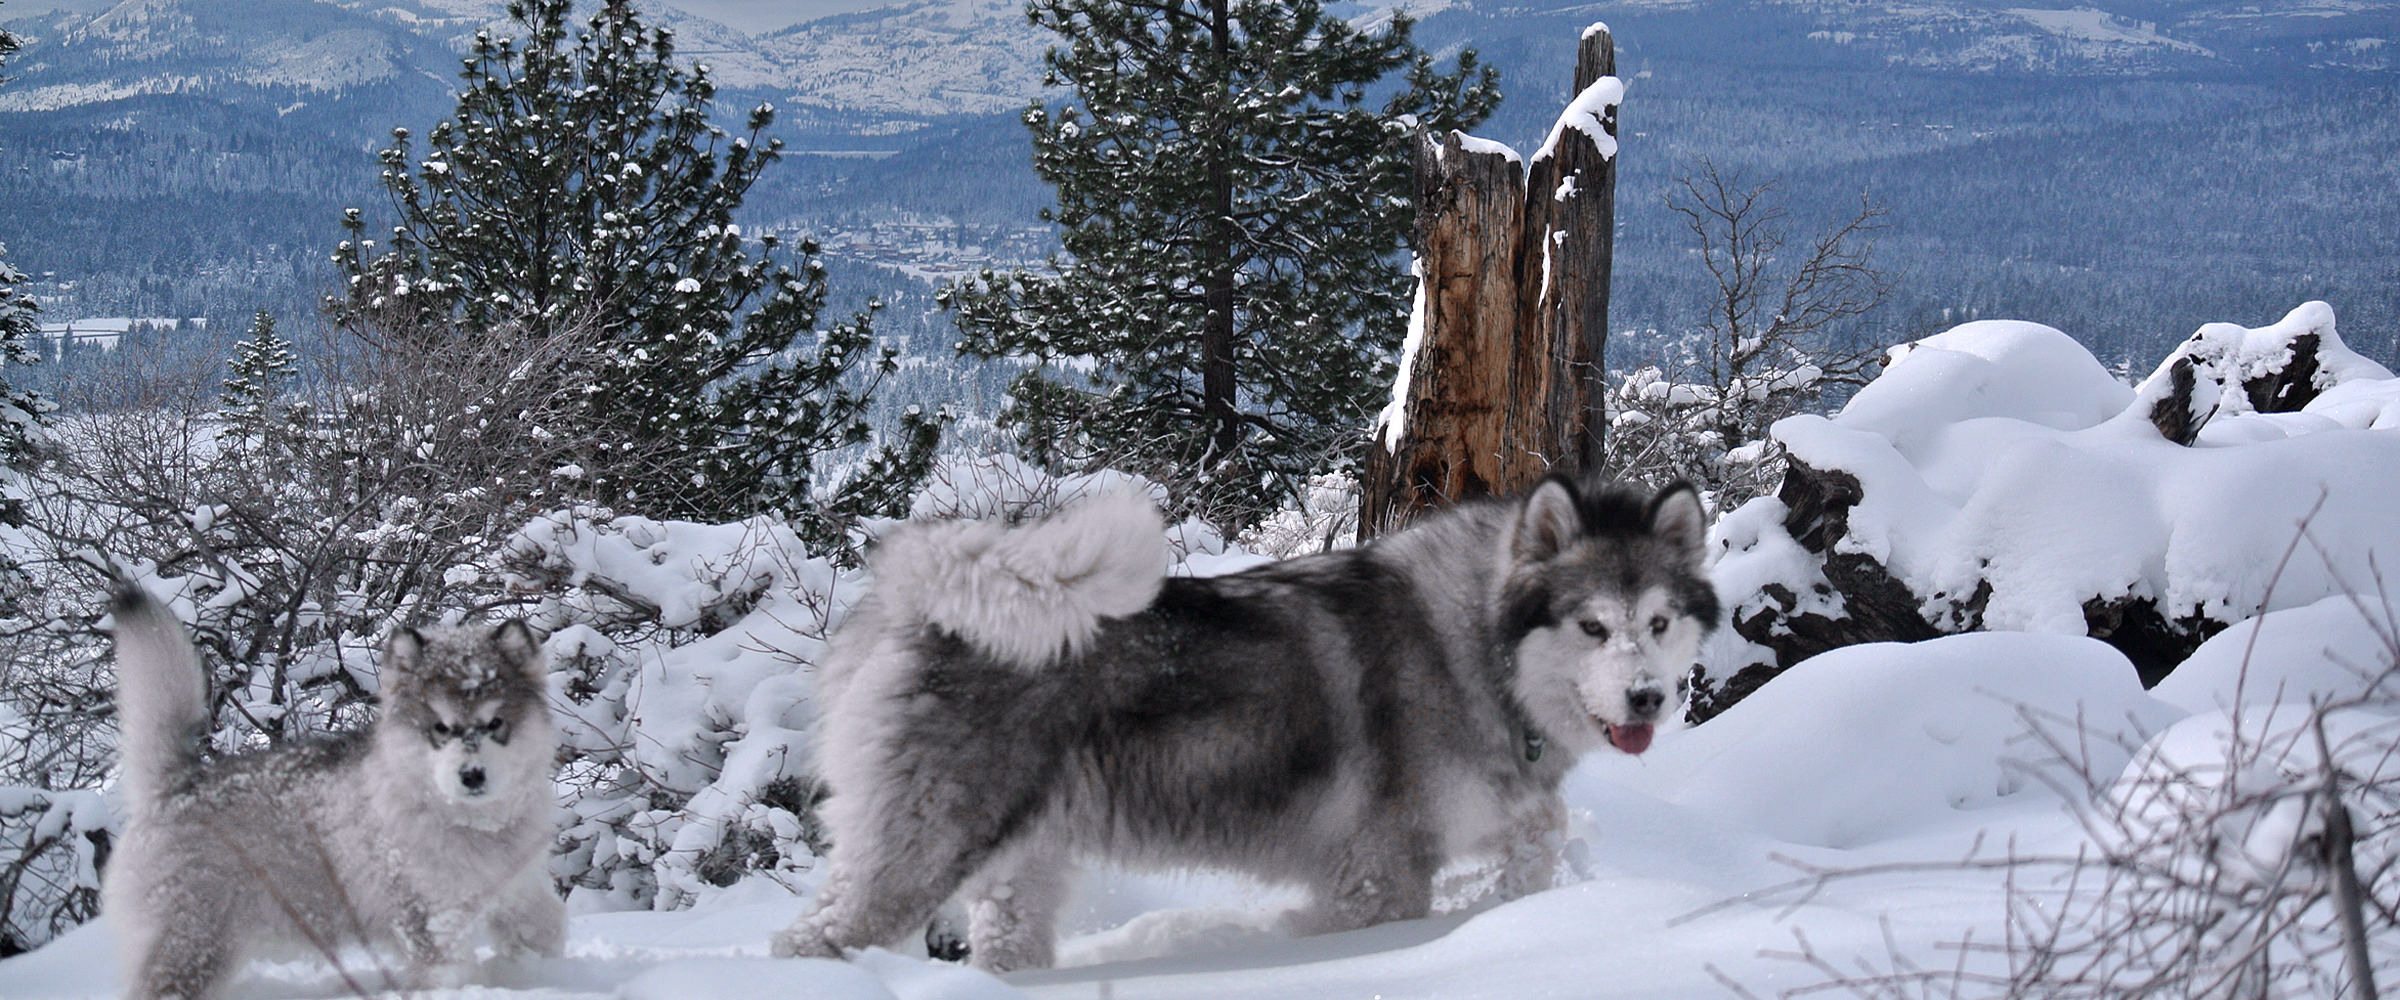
(459, 766, 487, 794)
(1627, 686, 1665, 719)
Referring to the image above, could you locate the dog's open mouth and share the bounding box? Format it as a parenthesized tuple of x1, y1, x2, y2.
(1604, 722, 1654, 755)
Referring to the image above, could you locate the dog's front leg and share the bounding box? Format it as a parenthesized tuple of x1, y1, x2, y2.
(962, 836, 1074, 972)
(128, 921, 239, 1000)
(395, 899, 477, 988)
(485, 864, 567, 960)
(770, 823, 982, 961)
(1293, 827, 1438, 936)
(1492, 794, 1568, 900)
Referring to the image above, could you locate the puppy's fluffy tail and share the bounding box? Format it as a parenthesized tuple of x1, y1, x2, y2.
(109, 587, 209, 811)
(871, 490, 1168, 668)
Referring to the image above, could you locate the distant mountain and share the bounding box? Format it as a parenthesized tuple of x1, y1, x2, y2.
(0, 0, 1045, 125)
(6, 0, 2390, 130)
(0, 0, 2393, 380)
(746, 0, 1048, 118)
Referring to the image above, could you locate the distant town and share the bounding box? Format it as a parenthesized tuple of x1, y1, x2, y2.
(33, 316, 206, 353)
(796, 218, 1056, 286)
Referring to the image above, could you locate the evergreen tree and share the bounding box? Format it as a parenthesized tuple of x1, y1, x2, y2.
(0, 15, 50, 534)
(334, 0, 936, 537)
(943, 0, 1497, 527)
(219, 309, 298, 439)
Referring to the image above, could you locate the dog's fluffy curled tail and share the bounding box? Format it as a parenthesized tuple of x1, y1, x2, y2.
(871, 490, 1168, 668)
(110, 587, 209, 811)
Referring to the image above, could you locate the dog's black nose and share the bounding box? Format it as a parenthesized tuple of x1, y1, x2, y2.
(1627, 687, 1665, 718)
(459, 766, 487, 793)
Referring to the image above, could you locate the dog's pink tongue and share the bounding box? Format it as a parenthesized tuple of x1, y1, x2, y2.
(1607, 723, 1654, 755)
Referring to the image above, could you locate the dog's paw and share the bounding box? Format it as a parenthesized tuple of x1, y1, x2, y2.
(768, 923, 843, 960)
(408, 960, 475, 991)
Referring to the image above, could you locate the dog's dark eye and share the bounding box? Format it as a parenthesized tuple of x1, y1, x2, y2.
(482, 716, 511, 744)
(1650, 616, 1671, 637)
(1578, 619, 1609, 641)
(427, 720, 454, 746)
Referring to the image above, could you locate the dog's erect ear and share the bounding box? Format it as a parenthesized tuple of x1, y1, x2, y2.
(490, 620, 544, 680)
(1647, 481, 1708, 568)
(383, 627, 424, 681)
(1511, 477, 1583, 565)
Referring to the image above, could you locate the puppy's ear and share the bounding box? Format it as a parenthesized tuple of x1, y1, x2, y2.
(1511, 477, 1583, 564)
(490, 620, 545, 681)
(1647, 481, 1708, 568)
(382, 627, 425, 685)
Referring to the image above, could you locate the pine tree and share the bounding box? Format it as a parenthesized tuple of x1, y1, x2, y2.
(334, 0, 936, 537)
(943, 0, 1497, 528)
(219, 309, 298, 441)
(0, 17, 51, 534)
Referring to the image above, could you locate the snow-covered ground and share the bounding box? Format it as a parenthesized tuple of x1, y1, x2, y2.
(6, 616, 2389, 998)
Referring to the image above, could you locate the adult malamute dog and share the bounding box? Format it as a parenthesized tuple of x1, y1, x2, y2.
(104, 589, 563, 1000)
(772, 476, 1716, 971)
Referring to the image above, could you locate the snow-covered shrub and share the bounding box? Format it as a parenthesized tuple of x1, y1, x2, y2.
(1236, 471, 1361, 559)
(1702, 301, 2400, 719)
(1603, 357, 1833, 508)
(497, 510, 849, 910)
(0, 786, 108, 956)
(504, 455, 1231, 910)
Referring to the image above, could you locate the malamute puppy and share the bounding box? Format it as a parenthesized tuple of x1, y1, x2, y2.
(772, 476, 1716, 971)
(104, 589, 563, 1000)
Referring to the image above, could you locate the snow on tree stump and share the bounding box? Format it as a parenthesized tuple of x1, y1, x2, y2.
(1362, 25, 1620, 539)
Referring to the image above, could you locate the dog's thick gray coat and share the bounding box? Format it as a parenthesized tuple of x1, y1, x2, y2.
(774, 478, 1716, 971)
(103, 590, 563, 1000)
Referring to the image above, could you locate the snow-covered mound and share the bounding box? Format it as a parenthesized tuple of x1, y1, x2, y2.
(1710, 301, 2400, 702)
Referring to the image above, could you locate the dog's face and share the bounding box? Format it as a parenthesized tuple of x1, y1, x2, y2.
(1499, 479, 1717, 756)
(379, 621, 554, 805)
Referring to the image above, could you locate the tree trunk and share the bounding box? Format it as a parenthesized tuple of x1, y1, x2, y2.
(1201, 0, 1241, 466)
(1361, 25, 1619, 538)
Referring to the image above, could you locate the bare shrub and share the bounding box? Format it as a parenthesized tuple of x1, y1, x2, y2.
(1707, 518, 2396, 1000)
(1607, 159, 1888, 508)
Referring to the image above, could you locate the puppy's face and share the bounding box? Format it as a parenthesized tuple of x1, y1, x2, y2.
(381, 621, 553, 805)
(1499, 480, 1716, 757)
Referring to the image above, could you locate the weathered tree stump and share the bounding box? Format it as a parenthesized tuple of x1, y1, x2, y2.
(1361, 25, 1620, 539)
(1356, 132, 1532, 537)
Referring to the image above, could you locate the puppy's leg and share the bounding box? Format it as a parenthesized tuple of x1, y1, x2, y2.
(486, 865, 567, 960)
(1492, 794, 1568, 900)
(1293, 825, 1438, 936)
(961, 834, 1074, 972)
